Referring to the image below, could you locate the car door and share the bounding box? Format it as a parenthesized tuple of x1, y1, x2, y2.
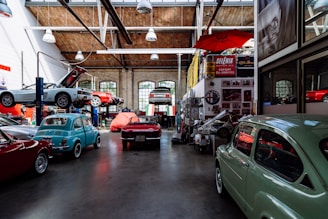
(73, 117, 87, 147)
(81, 116, 95, 146)
(12, 86, 36, 102)
(0, 134, 30, 181)
(222, 122, 256, 211)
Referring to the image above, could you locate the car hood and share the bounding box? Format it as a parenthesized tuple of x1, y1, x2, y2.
(0, 125, 39, 139)
(56, 66, 87, 88)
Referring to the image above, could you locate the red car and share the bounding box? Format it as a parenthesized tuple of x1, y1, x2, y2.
(0, 129, 52, 182)
(90, 91, 113, 107)
(89, 91, 125, 107)
(121, 116, 162, 150)
(306, 89, 328, 102)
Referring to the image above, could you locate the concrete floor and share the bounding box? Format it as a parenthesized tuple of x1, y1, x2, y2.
(0, 130, 245, 219)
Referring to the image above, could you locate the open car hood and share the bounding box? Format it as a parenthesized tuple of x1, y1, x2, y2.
(56, 66, 87, 88)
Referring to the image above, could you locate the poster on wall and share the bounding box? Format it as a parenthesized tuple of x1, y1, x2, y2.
(220, 78, 254, 115)
(215, 55, 236, 77)
(257, 0, 296, 60)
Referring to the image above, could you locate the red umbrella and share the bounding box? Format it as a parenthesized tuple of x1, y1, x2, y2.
(193, 29, 253, 52)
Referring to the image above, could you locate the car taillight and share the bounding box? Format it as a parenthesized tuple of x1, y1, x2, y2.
(61, 138, 67, 145)
(165, 94, 170, 97)
(150, 94, 154, 97)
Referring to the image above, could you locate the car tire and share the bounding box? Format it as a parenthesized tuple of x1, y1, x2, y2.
(322, 95, 328, 103)
(0, 92, 15, 107)
(73, 101, 85, 108)
(55, 93, 71, 109)
(32, 151, 49, 176)
(72, 141, 82, 159)
(217, 127, 230, 139)
(122, 140, 128, 150)
(215, 163, 226, 196)
(91, 96, 102, 107)
(94, 134, 101, 149)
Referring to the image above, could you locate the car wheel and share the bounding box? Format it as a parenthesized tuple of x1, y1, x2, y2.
(94, 134, 101, 149)
(32, 152, 49, 175)
(122, 140, 128, 150)
(215, 163, 226, 196)
(322, 95, 328, 103)
(0, 93, 15, 107)
(72, 142, 82, 159)
(73, 101, 85, 108)
(56, 93, 71, 109)
(91, 96, 102, 107)
(217, 127, 230, 139)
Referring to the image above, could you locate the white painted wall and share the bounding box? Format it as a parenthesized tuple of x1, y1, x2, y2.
(0, 0, 67, 89)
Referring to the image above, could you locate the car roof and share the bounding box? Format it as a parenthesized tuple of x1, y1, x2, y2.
(44, 113, 85, 119)
(241, 114, 328, 183)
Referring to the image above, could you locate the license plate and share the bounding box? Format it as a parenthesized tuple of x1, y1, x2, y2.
(135, 135, 145, 142)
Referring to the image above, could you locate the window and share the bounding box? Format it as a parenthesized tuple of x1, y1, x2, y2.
(79, 80, 92, 89)
(99, 81, 117, 112)
(275, 80, 293, 99)
(304, 0, 328, 42)
(255, 129, 303, 181)
(233, 124, 255, 156)
(139, 81, 155, 112)
(74, 118, 83, 129)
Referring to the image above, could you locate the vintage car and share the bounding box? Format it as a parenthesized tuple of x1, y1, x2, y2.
(0, 66, 92, 109)
(306, 89, 328, 102)
(149, 87, 172, 105)
(89, 91, 124, 107)
(33, 113, 101, 159)
(121, 116, 161, 150)
(89, 91, 114, 107)
(0, 115, 38, 140)
(0, 129, 52, 182)
(215, 114, 328, 219)
(110, 112, 139, 132)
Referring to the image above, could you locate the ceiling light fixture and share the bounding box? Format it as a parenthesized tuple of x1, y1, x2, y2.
(136, 0, 152, 14)
(150, 53, 159, 60)
(0, 0, 12, 17)
(42, 29, 56, 43)
(75, 50, 84, 61)
(314, 0, 328, 13)
(43, 2, 56, 43)
(145, 28, 157, 41)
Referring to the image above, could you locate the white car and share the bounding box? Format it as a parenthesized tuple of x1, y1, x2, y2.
(0, 66, 92, 109)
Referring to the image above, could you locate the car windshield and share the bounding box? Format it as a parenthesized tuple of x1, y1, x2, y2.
(44, 117, 68, 126)
(0, 116, 20, 126)
(23, 83, 57, 90)
(151, 88, 170, 93)
(320, 138, 328, 160)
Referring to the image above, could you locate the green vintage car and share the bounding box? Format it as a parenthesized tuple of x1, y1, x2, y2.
(215, 114, 328, 219)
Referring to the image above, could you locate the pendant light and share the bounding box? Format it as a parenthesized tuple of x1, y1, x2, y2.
(150, 54, 159, 60)
(146, 28, 157, 41)
(0, 0, 12, 17)
(145, 9, 157, 41)
(42, 2, 56, 43)
(75, 50, 84, 61)
(136, 0, 152, 14)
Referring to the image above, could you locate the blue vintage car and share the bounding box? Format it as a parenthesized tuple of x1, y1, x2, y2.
(33, 113, 101, 159)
